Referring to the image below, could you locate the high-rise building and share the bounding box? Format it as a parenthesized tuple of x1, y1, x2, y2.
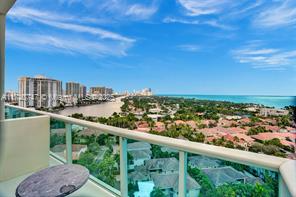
(5, 90, 18, 104)
(106, 88, 113, 95)
(79, 85, 87, 98)
(90, 86, 113, 95)
(66, 82, 80, 98)
(90, 87, 105, 95)
(138, 88, 153, 96)
(18, 75, 62, 109)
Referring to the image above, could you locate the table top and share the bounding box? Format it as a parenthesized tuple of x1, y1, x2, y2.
(16, 164, 89, 197)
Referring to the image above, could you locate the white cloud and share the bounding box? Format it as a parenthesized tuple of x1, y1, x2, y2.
(163, 17, 233, 30)
(232, 43, 296, 70)
(7, 6, 135, 57)
(8, 7, 134, 43)
(125, 4, 158, 20)
(254, 0, 296, 28)
(163, 17, 199, 25)
(7, 30, 132, 57)
(177, 0, 232, 16)
(8, 6, 106, 24)
(178, 44, 200, 52)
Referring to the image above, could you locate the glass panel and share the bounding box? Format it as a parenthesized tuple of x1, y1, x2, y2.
(187, 153, 278, 197)
(49, 119, 66, 162)
(72, 125, 121, 192)
(4, 106, 40, 119)
(127, 139, 179, 197)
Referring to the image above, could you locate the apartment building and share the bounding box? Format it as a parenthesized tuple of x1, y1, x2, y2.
(18, 75, 62, 109)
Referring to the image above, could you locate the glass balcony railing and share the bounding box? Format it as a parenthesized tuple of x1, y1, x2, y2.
(4, 105, 40, 119)
(4, 104, 296, 197)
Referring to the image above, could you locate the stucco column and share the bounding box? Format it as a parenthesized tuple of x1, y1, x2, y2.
(0, 14, 5, 121)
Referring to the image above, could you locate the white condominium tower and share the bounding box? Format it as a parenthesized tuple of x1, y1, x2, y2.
(18, 75, 62, 109)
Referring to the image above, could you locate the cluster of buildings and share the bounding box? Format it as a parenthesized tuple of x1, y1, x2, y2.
(126, 142, 262, 197)
(129, 103, 295, 158)
(133, 115, 296, 151)
(6, 75, 114, 109)
(126, 88, 153, 96)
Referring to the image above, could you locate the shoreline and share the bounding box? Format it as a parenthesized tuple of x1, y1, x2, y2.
(156, 94, 296, 109)
(57, 96, 125, 118)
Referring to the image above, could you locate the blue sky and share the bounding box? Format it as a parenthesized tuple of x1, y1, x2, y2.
(5, 0, 296, 95)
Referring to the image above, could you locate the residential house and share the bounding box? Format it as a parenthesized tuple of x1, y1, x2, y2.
(202, 166, 260, 187)
(128, 142, 152, 169)
(50, 144, 87, 160)
(145, 158, 179, 175)
(188, 156, 221, 169)
(151, 173, 201, 197)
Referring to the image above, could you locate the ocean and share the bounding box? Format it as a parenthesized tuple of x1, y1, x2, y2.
(157, 95, 296, 109)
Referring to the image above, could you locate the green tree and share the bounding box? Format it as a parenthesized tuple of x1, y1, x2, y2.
(247, 126, 268, 135)
(150, 188, 165, 197)
(278, 115, 290, 127)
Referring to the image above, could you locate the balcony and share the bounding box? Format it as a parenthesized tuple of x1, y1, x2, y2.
(1, 104, 295, 197)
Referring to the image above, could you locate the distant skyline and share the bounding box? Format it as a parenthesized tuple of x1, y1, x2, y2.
(5, 0, 296, 95)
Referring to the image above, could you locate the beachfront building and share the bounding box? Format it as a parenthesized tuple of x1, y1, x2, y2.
(18, 75, 62, 109)
(260, 108, 289, 117)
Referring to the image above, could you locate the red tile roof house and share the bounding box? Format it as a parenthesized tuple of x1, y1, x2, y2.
(231, 133, 255, 147)
(225, 127, 249, 134)
(50, 144, 88, 160)
(238, 118, 251, 125)
(174, 120, 186, 125)
(218, 119, 238, 127)
(201, 119, 216, 127)
(134, 121, 150, 132)
(199, 127, 227, 137)
(153, 122, 166, 133)
(185, 120, 197, 129)
(251, 132, 296, 149)
(286, 127, 296, 132)
(263, 125, 281, 132)
(261, 118, 277, 126)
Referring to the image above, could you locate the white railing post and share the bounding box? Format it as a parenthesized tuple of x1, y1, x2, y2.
(278, 174, 291, 197)
(119, 137, 128, 197)
(179, 151, 187, 197)
(279, 160, 296, 197)
(66, 123, 72, 164)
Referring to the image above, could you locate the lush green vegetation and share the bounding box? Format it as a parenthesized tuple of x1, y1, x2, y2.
(150, 188, 165, 197)
(247, 126, 269, 135)
(188, 166, 277, 197)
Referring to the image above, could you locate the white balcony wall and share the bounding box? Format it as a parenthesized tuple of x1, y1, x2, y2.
(0, 115, 50, 181)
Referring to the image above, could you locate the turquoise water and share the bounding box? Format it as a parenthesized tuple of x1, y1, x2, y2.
(157, 94, 296, 109)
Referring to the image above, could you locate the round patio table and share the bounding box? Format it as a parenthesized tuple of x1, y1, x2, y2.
(16, 164, 89, 197)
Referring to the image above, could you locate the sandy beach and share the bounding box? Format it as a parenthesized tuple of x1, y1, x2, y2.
(57, 96, 125, 118)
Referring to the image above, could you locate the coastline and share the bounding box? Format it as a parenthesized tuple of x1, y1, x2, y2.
(157, 94, 296, 108)
(57, 96, 125, 117)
